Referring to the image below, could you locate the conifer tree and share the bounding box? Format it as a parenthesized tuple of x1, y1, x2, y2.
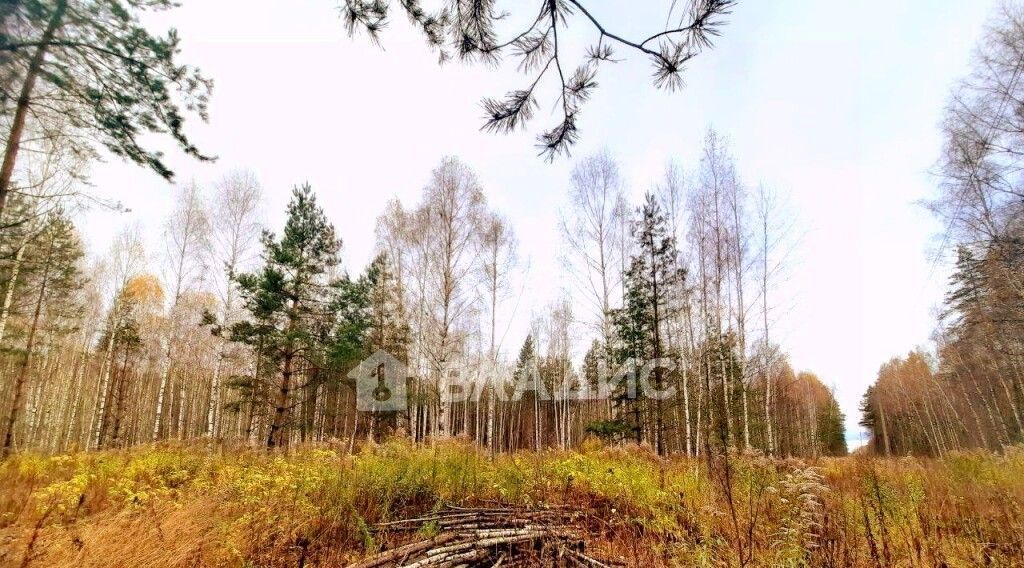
(104, 298, 142, 448)
(342, 0, 734, 159)
(0, 0, 212, 219)
(513, 335, 537, 385)
(328, 254, 411, 440)
(512, 333, 543, 449)
(700, 332, 742, 452)
(2, 209, 82, 456)
(0, 192, 46, 346)
(858, 386, 881, 454)
(818, 394, 848, 456)
(364, 253, 410, 359)
(230, 184, 341, 449)
(610, 192, 684, 454)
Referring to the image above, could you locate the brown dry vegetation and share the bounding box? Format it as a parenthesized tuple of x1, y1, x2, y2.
(0, 439, 1022, 567)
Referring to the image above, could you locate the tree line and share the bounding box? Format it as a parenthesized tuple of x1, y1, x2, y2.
(860, 3, 1024, 456)
(3, 0, 850, 461)
(0, 133, 847, 459)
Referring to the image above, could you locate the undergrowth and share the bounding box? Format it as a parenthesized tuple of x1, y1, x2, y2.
(0, 440, 1022, 567)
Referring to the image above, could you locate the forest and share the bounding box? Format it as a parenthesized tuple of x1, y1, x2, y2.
(2, 0, 1024, 567)
(858, 3, 1024, 459)
(0, 141, 848, 460)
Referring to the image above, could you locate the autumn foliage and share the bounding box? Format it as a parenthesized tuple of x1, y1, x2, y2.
(1, 441, 1022, 567)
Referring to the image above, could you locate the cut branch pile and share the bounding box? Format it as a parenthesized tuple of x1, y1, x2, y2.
(348, 505, 622, 568)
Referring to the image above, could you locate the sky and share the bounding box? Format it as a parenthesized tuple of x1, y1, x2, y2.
(77, 1, 1001, 446)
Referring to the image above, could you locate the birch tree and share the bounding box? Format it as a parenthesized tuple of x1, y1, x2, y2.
(90, 226, 144, 450)
(1, 209, 81, 456)
(479, 212, 517, 453)
(153, 182, 209, 440)
(205, 170, 261, 437)
(561, 151, 624, 348)
(422, 157, 485, 438)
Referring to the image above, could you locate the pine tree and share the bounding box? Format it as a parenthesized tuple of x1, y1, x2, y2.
(230, 184, 341, 449)
(818, 394, 848, 456)
(2, 209, 82, 456)
(341, 1, 733, 160)
(610, 192, 684, 453)
(0, 0, 212, 219)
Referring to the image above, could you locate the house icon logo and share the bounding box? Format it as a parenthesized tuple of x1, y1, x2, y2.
(350, 350, 408, 411)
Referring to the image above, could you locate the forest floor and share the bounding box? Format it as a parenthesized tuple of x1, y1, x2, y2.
(0, 439, 1022, 567)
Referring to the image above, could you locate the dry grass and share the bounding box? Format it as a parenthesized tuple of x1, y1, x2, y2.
(0, 440, 1022, 567)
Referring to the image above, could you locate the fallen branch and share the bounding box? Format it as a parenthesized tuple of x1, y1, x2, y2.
(347, 505, 616, 568)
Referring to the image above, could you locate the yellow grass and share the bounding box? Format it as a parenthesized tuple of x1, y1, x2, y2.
(1, 440, 1022, 567)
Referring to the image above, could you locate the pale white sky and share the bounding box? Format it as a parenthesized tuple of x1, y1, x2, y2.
(78, 1, 999, 442)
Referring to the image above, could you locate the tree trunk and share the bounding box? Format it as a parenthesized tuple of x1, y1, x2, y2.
(648, 232, 665, 455)
(268, 298, 300, 449)
(878, 399, 891, 457)
(89, 329, 116, 450)
(207, 352, 223, 437)
(152, 339, 173, 439)
(2, 231, 53, 457)
(0, 0, 66, 219)
(0, 235, 30, 344)
(109, 346, 132, 447)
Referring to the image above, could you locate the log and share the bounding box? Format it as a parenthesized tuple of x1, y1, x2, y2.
(348, 505, 599, 568)
(347, 532, 459, 568)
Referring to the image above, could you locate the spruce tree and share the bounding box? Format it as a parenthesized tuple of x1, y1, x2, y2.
(365, 253, 410, 359)
(329, 253, 409, 368)
(944, 246, 987, 331)
(858, 386, 879, 453)
(513, 334, 537, 385)
(105, 309, 142, 448)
